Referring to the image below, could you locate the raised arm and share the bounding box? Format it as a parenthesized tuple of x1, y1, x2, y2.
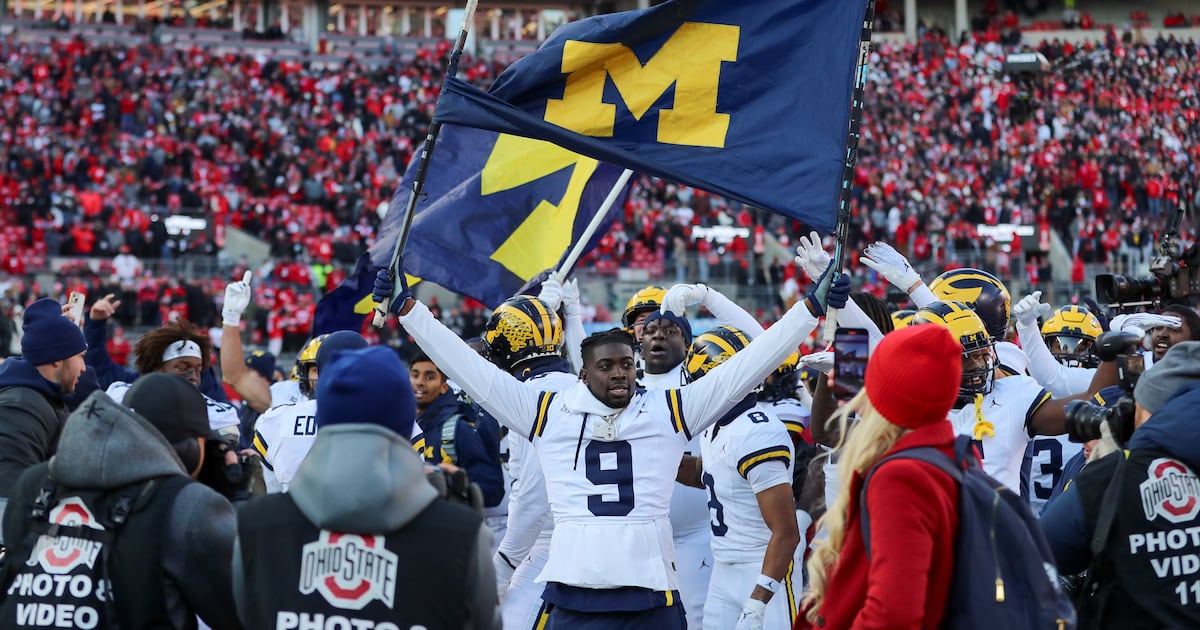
(1013, 293, 1084, 398)
(860, 241, 937, 308)
(679, 266, 848, 436)
(397, 299, 542, 440)
(661, 283, 765, 338)
(84, 294, 138, 389)
(541, 278, 584, 374)
(220, 272, 272, 412)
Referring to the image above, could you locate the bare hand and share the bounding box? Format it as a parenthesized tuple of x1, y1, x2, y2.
(89, 293, 121, 321)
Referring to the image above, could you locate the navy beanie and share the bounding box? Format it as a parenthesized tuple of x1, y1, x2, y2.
(315, 330, 369, 371)
(244, 350, 276, 382)
(642, 310, 693, 344)
(316, 346, 415, 438)
(22, 298, 88, 366)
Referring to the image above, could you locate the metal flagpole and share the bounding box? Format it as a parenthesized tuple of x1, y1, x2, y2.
(374, 0, 480, 327)
(552, 168, 635, 282)
(823, 0, 875, 343)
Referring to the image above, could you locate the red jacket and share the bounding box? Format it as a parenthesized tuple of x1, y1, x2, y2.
(797, 422, 959, 630)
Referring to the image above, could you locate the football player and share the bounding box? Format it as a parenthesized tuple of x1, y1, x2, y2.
(912, 301, 1117, 492)
(482, 296, 580, 630)
(376, 262, 848, 627)
(677, 326, 800, 630)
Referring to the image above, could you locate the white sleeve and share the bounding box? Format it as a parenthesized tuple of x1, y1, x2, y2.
(496, 438, 550, 565)
(831, 298, 885, 353)
(702, 286, 765, 338)
(398, 301, 542, 440)
(746, 460, 793, 494)
(909, 283, 938, 308)
(679, 303, 819, 436)
(1016, 321, 1082, 398)
(563, 308, 585, 375)
(262, 465, 282, 494)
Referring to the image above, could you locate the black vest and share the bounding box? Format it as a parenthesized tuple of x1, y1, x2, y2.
(237, 491, 482, 629)
(0, 461, 190, 630)
(1077, 448, 1200, 629)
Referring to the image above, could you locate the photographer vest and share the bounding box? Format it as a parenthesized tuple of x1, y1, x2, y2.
(1077, 448, 1200, 629)
(237, 492, 482, 630)
(0, 462, 191, 630)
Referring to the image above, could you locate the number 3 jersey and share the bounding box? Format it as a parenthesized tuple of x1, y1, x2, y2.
(699, 400, 793, 564)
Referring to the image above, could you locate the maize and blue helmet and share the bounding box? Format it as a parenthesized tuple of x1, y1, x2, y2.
(929, 268, 1012, 341)
(1041, 305, 1103, 368)
(684, 326, 752, 384)
(483, 296, 563, 372)
(913, 300, 995, 402)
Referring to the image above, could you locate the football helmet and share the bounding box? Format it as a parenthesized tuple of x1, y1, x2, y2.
(684, 326, 752, 384)
(483, 296, 563, 372)
(296, 334, 328, 397)
(1041, 305, 1103, 368)
(622, 285, 667, 330)
(761, 352, 801, 402)
(929, 268, 1011, 341)
(890, 309, 917, 330)
(913, 300, 996, 400)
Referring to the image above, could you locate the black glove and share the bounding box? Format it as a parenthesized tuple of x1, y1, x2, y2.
(198, 437, 251, 502)
(1094, 330, 1143, 363)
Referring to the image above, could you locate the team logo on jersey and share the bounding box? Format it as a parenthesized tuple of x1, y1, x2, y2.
(299, 531, 398, 610)
(28, 498, 105, 574)
(1140, 458, 1200, 524)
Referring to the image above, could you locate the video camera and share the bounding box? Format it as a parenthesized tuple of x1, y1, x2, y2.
(1063, 331, 1146, 444)
(1096, 205, 1200, 311)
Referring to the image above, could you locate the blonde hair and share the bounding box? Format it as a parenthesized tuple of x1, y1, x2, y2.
(803, 390, 906, 622)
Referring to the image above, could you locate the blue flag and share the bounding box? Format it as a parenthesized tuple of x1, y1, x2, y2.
(368, 124, 630, 309)
(312, 252, 377, 335)
(432, 0, 868, 235)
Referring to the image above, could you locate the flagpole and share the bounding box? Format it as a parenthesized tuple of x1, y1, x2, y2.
(553, 168, 635, 282)
(823, 0, 875, 343)
(374, 0, 480, 328)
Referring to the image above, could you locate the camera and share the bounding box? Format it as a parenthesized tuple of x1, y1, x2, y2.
(1096, 205, 1200, 310)
(1000, 52, 1050, 124)
(1063, 342, 1144, 444)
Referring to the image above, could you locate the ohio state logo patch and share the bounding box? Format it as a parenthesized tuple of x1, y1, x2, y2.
(27, 498, 106, 574)
(1140, 458, 1200, 524)
(299, 531, 398, 610)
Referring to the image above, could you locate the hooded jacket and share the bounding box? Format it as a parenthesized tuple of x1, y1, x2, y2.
(1, 391, 242, 629)
(232, 424, 500, 629)
(0, 356, 72, 499)
(418, 390, 504, 506)
(1043, 382, 1200, 629)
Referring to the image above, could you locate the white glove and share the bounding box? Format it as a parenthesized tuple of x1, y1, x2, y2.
(538, 277, 563, 312)
(222, 271, 253, 327)
(660, 283, 709, 316)
(562, 278, 581, 317)
(861, 241, 921, 292)
(794, 230, 832, 280)
(492, 552, 517, 603)
(1110, 313, 1181, 333)
(799, 351, 834, 375)
(734, 598, 767, 630)
(1012, 291, 1052, 326)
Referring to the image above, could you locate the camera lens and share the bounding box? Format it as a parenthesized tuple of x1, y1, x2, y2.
(1095, 274, 1164, 307)
(1064, 400, 1111, 443)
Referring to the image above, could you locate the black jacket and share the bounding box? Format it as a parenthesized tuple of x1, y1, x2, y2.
(0, 357, 71, 499)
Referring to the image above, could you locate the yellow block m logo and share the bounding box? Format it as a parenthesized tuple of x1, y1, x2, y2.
(544, 22, 739, 149)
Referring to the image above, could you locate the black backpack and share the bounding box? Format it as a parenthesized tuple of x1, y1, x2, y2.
(861, 434, 1077, 630)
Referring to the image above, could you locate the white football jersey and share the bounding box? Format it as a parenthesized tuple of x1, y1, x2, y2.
(397, 299, 818, 592)
(1024, 434, 1084, 514)
(106, 380, 240, 432)
(269, 379, 303, 407)
(252, 398, 318, 493)
(700, 402, 793, 565)
(768, 397, 810, 438)
(949, 375, 1052, 492)
(642, 367, 711, 538)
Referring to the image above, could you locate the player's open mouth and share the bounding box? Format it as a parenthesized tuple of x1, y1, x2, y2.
(609, 385, 629, 395)
(646, 343, 666, 355)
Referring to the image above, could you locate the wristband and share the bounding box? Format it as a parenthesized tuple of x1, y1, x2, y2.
(755, 574, 780, 594)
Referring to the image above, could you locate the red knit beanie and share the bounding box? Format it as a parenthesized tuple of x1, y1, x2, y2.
(865, 324, 963, 429)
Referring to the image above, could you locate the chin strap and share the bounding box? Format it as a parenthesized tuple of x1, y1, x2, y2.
(972, 392, 995, 440)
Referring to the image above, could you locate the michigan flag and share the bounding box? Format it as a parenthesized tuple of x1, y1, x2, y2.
(433, 0, 868, 234)
(365, 124, 630, 309)
(312, 252, 377, 335)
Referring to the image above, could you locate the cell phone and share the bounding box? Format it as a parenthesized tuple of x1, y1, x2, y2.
(832, 327, 870, 397)
(66, 291, 86, 327)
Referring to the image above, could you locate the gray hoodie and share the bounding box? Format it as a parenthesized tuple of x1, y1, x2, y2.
(232, 423, 500, 629)
(45, 392, 242, 629)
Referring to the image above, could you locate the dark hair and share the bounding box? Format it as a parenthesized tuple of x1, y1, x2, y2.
(851, 291, 894, 335)
(133, 319, 213, 375)
(409, 351, 446, 377)
(1162, 304, 1200, 340)
(581, 328, 637, 364)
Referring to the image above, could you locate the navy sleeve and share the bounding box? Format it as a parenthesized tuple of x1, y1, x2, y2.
(456, 420, 505, 508)
(201, 368, 229, 403)
(84, 317, 138, 389)
(1039, 482, 1093, 575)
